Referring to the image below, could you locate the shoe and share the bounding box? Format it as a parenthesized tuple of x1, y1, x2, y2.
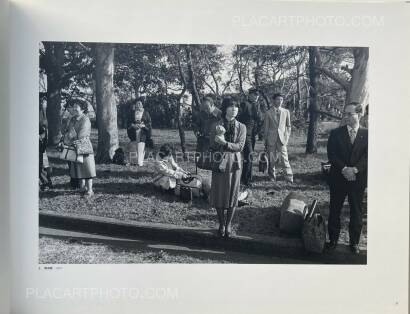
(238, 190, 249, 202)
(325, 241, 337, 251)
(268, 174, 276, 182)
(83, 190, 94, 198)
(285, 175, 294, 183)
(217, 225, 225, 238)
(224, 225, 232, 238)
(350, 244, 360, 255)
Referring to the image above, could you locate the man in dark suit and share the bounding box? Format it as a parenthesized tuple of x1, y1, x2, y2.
(237, 88, 262, 187)
(326, 103, 368, 255)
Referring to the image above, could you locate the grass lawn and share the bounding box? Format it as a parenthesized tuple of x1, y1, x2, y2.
(40, 122, 367, 248)
(39, 236, 233, 264)
(39, 236, 313, 264)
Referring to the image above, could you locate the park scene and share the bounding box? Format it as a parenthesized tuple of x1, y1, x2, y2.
(39, 42, 368, 264)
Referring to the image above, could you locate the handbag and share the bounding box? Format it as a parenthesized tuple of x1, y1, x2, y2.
(302, 213, 326, 253)
(180, 185, 193, 202)
(59, 145, 84, 163)
(175, 175, 202, 198)
(73, 137, 93, 155)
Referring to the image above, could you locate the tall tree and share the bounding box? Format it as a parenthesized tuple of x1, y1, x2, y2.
(40, 42, 94, 145)
(306, 47, 319, 154)
(175, 50, 188, 156)
(95, 44, 118, 163)
(314, 47, 369, 110)
(42, 42, 64, 145)
(185, 45, 202, 108)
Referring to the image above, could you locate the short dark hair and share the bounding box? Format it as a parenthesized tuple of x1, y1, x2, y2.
(69, 98, 89, 113)
(248, 88, 259, 95)
(202, 96, 214, 104)
(158, 144, 173, 159)
(221, 97, 238, 118)
(273, 93, 283, 99)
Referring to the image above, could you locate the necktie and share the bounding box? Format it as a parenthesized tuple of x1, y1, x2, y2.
(349, 128, 356, 144)
(274, 108, 280, 122)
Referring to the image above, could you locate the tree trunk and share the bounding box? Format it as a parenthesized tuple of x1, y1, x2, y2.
(296, 64, 302, 117)
(185, 45, 201, 108)
(306, 47, 319, 154)
(44, 42, 64, 146)
(176, 88, 187, 158)
(95, 44, 118, 163)
(346, 47, 369, 109)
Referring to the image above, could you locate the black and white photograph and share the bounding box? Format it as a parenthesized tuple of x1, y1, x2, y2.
(3, 1, 410, 313)
(38, 42, 369, 264)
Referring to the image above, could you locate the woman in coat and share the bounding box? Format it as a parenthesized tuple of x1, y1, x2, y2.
(127, 99, 152, 166)
(209, 97, 246, 238)
(63, 98, 96, 197)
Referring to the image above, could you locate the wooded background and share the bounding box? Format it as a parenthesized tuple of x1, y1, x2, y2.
(39, 43, 369, 163)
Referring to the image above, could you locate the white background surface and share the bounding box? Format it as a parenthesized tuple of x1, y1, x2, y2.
(4, 0, 410, 313)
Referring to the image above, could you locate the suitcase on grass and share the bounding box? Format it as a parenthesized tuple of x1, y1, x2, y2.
(279, 192, 306, 235)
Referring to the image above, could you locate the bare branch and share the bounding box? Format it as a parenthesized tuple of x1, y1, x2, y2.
(313, 46, 349, 91)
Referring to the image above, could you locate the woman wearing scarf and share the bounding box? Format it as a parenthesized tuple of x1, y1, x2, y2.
(127, 99, 152, 166)
(209, 97, 246, 238)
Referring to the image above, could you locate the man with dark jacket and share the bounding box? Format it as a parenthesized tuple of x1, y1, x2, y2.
(326, 103, 368, 255)
(192, 96, 222, 170)
(237, 88, 262, 187)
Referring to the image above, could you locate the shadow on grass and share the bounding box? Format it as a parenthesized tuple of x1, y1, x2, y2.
(234, 206, 281, 236)
(96, 169, 153, 179)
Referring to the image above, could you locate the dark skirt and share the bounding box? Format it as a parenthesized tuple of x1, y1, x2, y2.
(210, 168, 242, 209)
(69, 154, 96, 179)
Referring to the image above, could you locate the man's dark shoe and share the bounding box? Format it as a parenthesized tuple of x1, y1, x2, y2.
(325, 241, 337, 251)
(350, 244, 360, 255)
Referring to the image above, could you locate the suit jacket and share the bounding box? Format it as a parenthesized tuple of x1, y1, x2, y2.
(327, 125, 368, 188)
(192, 108, 222, 153)
(263, 107, 291, 146)
(127, 110, 152, 143)
(238, 100, 260, 138)
(210, 119, 246, 172)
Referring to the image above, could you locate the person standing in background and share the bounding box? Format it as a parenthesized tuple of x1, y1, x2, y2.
(262, 93, 293, 183)
(39, 97, 53, 190)
(192, 96, 222, 170)
(127, 98, 152, 166)
(237, 88, 261, 187)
